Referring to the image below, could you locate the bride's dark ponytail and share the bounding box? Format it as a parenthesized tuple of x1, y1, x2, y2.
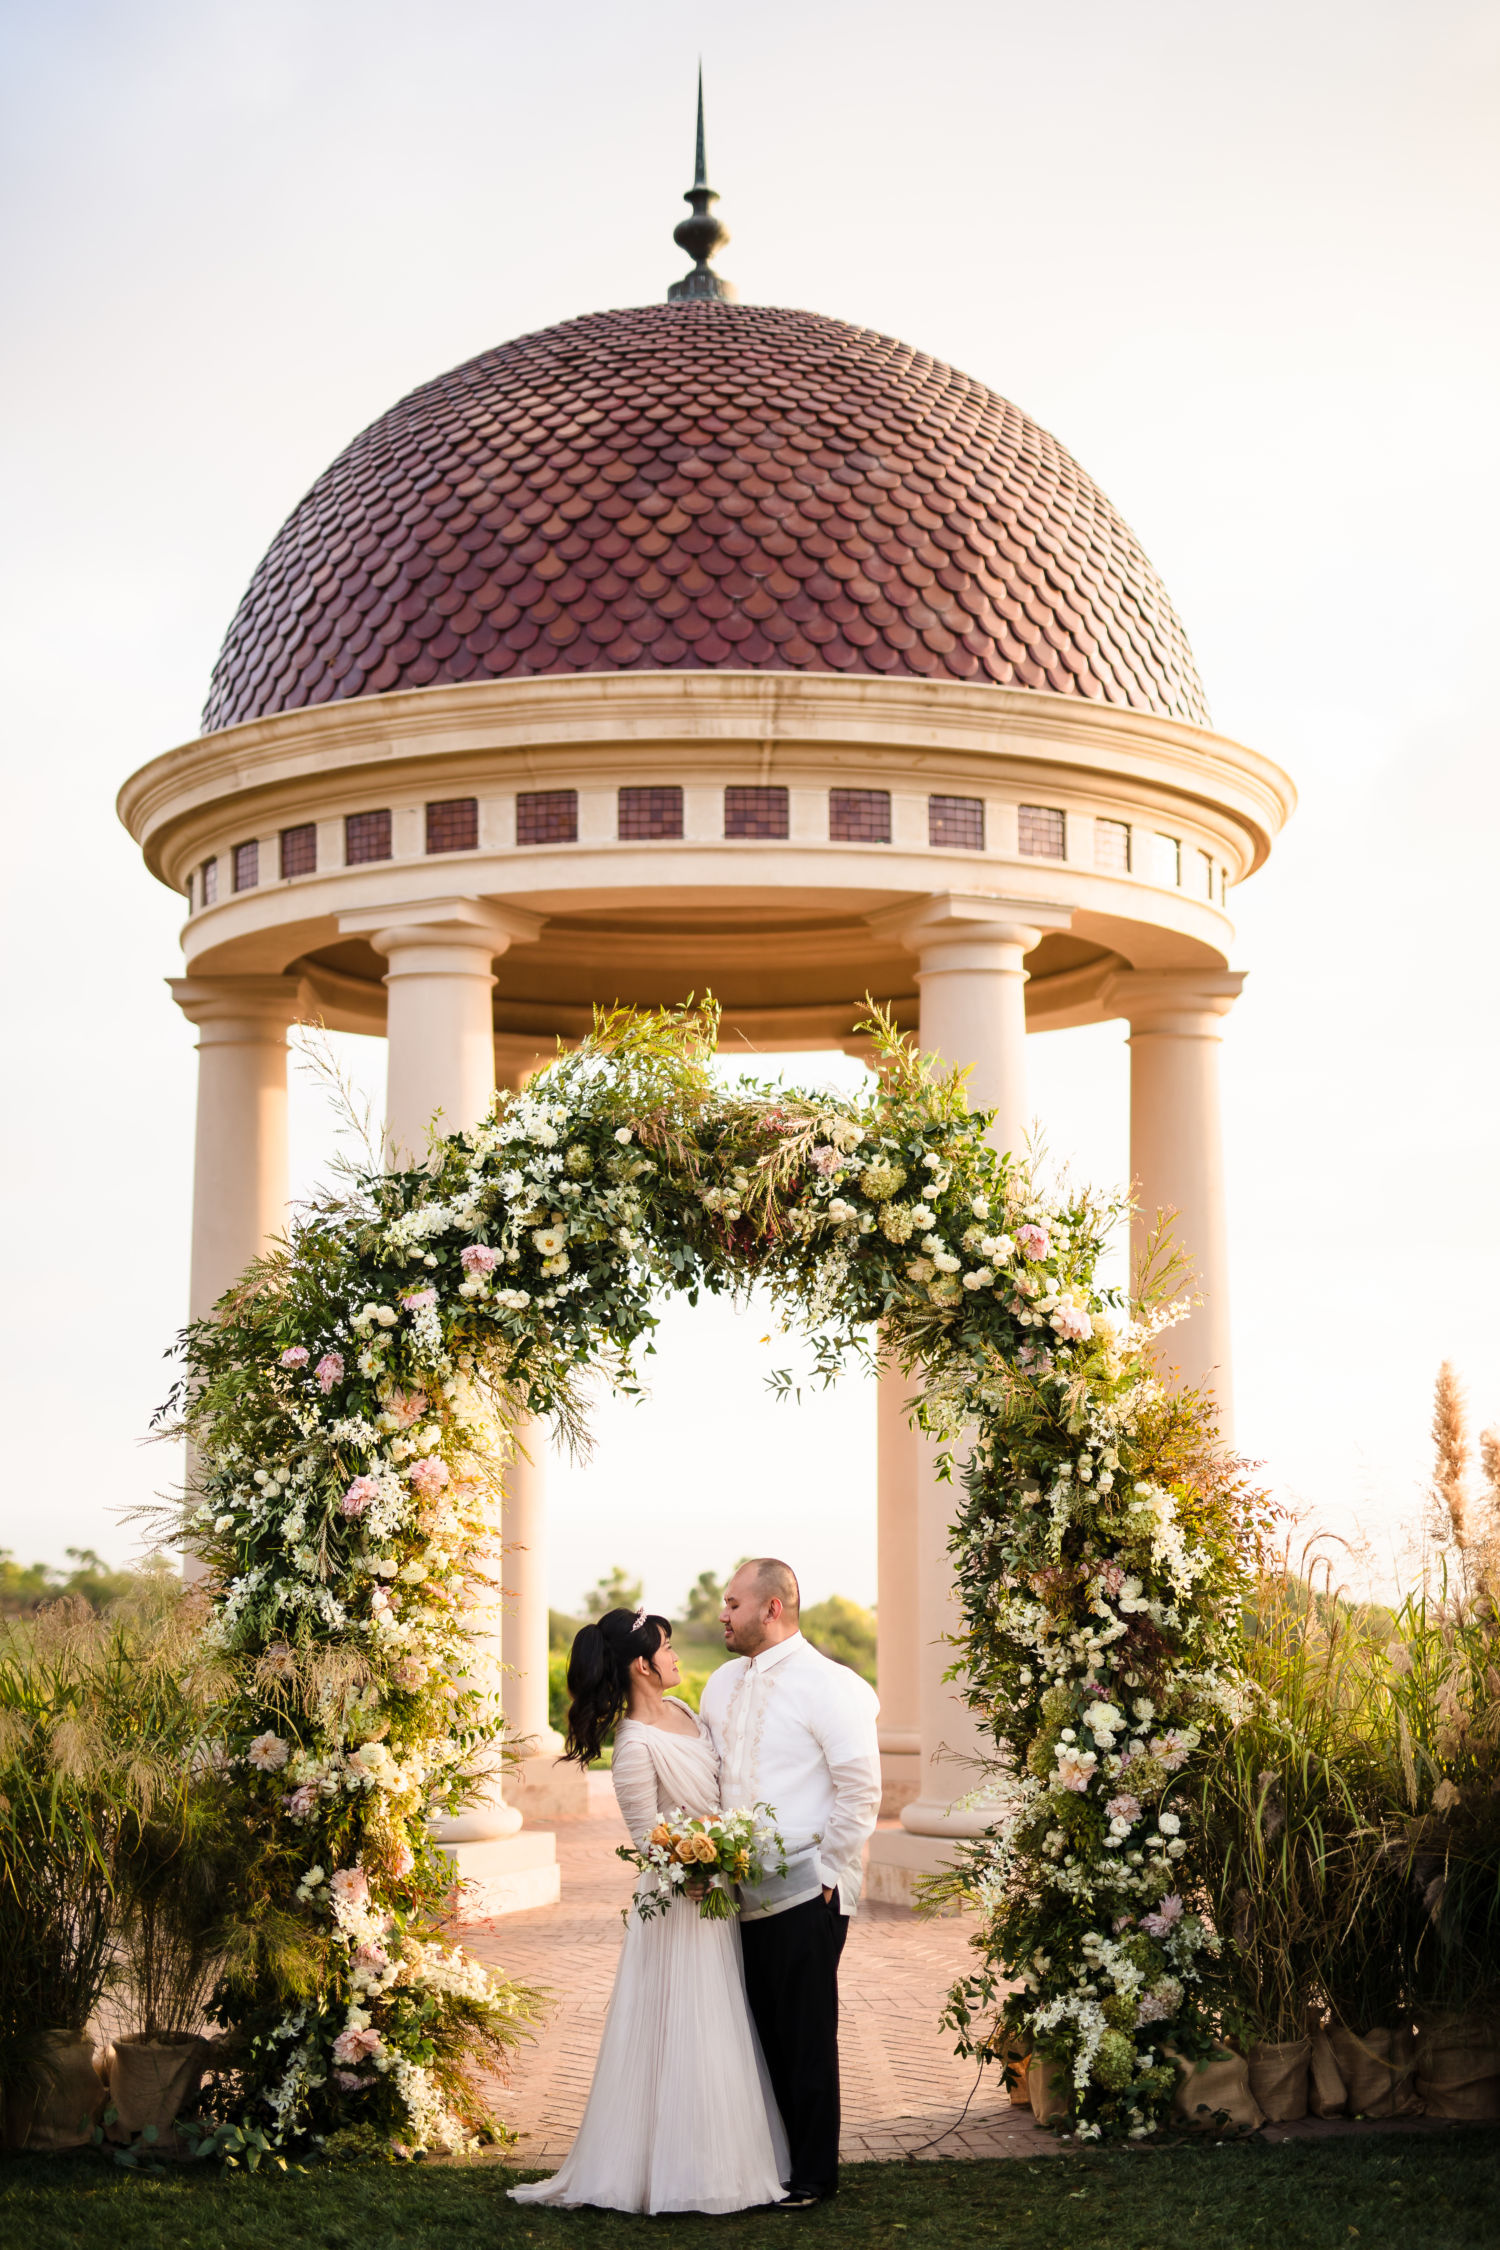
(564, 1606, 672, 1766)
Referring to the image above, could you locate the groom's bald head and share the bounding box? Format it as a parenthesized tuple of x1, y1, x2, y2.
(720, 1557, 800, 1653)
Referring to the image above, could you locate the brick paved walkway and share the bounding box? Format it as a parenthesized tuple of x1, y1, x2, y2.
(464, 1778, 1056, 2168)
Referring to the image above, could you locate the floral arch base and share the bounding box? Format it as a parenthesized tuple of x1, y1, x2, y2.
(178, 1004, 1253, 2150)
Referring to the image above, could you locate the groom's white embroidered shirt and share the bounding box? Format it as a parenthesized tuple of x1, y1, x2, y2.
(701, 1632, 882, 1919)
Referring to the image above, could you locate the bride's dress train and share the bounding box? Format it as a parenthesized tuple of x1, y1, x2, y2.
(509, 1703, 788, 2215)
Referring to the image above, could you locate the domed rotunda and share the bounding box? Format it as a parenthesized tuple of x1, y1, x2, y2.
(120, 103, 1294, 1909)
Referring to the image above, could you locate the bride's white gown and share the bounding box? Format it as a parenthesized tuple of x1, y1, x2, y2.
(509, 1700, 789, 2214)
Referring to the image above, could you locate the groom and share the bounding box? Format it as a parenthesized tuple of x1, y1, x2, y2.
(700, 1558, 882, 2208)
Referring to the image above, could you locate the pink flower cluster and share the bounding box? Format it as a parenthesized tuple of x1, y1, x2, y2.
(330, 1866, 369, 1910)
(460, 1245, 500, 1275)
(340, 1475, 379, 1518)
(331, 2024, 383, 2067)
(409, 1456, 450, 1499)
(385, 1387, 427, 1428)
(1105, 1793, 1141, 1825)
(283, 1783, 318, 1819)
(1051, 1301, 1091, 1342)
(401, 1287, 439, 1314)
(1140, 1894, 1184, 1938)
(279, 1345, 310, 1369)
(247, 1731, 289, 1772)
(1015, 1223, 1050, 1261)
(393, 1655, 429, 1690)
(315, 1351, 344, 1393)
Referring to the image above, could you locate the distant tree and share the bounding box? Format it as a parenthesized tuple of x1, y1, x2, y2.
(549, 1607, 582, 1651)
(801, 1594, 877, 1685)
(683, 1570, 725, 1626)
(0, 1546, 163, 1616)
(581, 1566, 644, 1620)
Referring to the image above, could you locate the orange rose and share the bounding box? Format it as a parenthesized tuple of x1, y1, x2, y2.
(674, 1838, 698, 1864)
(690, 1833, 718, 1865)
(648, 1822, 675, 1851)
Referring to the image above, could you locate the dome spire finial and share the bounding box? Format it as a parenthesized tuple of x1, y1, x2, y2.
(668, 66, 737, 303)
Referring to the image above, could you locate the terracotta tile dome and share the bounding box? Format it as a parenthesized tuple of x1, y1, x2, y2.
(202, 302, 1209, 734)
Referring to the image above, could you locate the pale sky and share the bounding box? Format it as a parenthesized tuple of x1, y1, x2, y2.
(2, 0, 1496, 1612)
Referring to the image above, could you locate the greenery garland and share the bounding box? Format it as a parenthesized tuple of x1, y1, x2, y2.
(173, 1003, 1257, 2150)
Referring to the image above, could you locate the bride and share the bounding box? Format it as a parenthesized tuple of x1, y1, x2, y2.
(509, 1605, 789, 2215)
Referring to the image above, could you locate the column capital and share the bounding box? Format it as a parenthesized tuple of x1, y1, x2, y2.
(169, 973, 313, 1039)
(867, 890, 1072, 970)
(1103, 967, 1247, 1034)
(338, 897, 545, 963)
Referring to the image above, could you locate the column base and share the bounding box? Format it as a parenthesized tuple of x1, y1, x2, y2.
(438, 1829, 560, 1919)
(509, 1752, 591, 1820)
(863, 1827, 971, 1912)
(879, 1750, 921, 1820)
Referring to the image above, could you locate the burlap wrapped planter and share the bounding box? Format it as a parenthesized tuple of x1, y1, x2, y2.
(1328, 2027, 1422, 2118)
(1416, 2018, 1500, 2121)
(1028, 2053, 1072, 2127)
(999, 2037, 1032, 2108)
(105, 2034, 210, 2153)
(1, 2031, 108, 2152)
(1307, 2028, 1348, 2117)
(1248, 2036, 1311, 2123)
(1172, 2048, 1264, 2133)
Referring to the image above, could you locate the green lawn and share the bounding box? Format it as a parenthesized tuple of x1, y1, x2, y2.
(2, 2134, 1498, 2250)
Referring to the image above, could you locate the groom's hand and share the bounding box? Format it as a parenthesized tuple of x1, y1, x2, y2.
(821, 1886, 834, 1902)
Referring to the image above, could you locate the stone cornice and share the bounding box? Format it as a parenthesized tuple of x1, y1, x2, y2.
(118, 672, 1296, 886)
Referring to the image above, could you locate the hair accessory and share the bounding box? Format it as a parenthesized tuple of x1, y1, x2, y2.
(631, 1605, 649, 1632)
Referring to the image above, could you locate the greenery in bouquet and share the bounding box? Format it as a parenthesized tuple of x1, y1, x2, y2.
(619, 1804, 786, 1920)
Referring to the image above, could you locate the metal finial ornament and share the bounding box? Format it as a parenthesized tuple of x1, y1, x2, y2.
(667, 67, 737, 303)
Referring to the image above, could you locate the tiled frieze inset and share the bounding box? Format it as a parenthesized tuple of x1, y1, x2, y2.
(426, 798, 479, 855)
(618, 787, 684, 841)
(280, 823, 317, 879)
(724, 786, 789, 840)
(346, 809, 393, 865)
(928, 794, 985, 852)
(517, 790, 578, 846)
(829, 788, 892, 844)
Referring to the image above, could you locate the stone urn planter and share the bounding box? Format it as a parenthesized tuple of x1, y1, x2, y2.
(105, 2033, 211, 2153)
(1328, 2026, 1422, 2118)
(1248, 2035, 1311, 2123)
(1171, 2047, 1264, 2133)
(1, 2031, 108, 2152)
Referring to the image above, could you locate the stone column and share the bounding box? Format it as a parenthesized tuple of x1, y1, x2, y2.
(863, 894, 1069, 1901)
(874, 1363, 921, 1815)
(170, 976, 309, 1584)
(492, 1051, 587, 1822)
(1104, 968, 1245, 1435)
(338, 901, 558, 1910)
(170, 975, 310, 1321)
(338, 899, 543, 1162)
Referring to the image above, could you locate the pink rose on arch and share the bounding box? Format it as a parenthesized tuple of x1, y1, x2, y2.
(401, 1288, 439, 1314)
(329, 1866, 370, 1911)
(390, 1840, 415, 1879)
(1015, 1223, 1050, 1262)
(1105, 1794, 1142, 1826)
(1140, 1894, 1185, 1938)
(340, 1476, 379, 1518)
(284, 1784, 318, 1819)
(332, 2024, 384, 2067)
(334, 2070, 368, 2092)
(393, 1655, 429, 1690)
(409, 1457, 450, 1499)
(808, 1144, 841, 1175)
(315, 1352, 344, 1393)
(1051, 1301, 1091, 1342)
(460, 1245, 500, 1275)
(279, 1346, 310, 1369)
(1054, 1749, 1096, 1792)
(353, 1941, 389, 1972)
(247, 1731, 289, 1772)
(385, 1387, 427, 1428)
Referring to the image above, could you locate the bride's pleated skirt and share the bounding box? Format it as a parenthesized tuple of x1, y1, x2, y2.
(509, 1895, 789, 2215)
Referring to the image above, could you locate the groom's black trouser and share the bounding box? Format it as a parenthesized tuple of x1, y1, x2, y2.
(740, 1889, 848, 2198)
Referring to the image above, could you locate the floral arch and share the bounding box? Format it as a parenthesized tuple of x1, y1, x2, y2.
(176, 1003, 1254, 2151)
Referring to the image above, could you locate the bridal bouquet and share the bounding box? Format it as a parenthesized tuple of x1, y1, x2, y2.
(618, 1804, 787, 1921)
